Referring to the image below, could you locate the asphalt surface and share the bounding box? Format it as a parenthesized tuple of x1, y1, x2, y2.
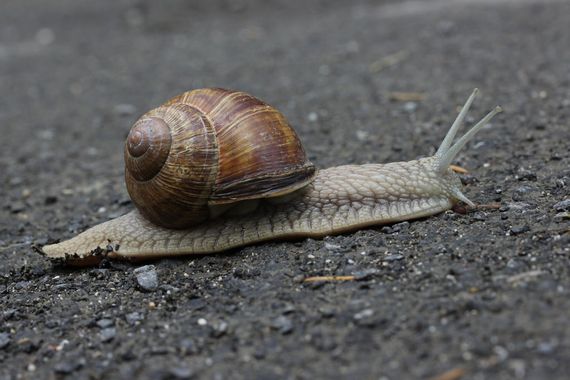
(1, 0, 569, 379)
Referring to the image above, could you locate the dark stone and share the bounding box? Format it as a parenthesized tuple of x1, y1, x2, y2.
(125, 312, 143, 326)
(0, 333, 11, 349)
(460, 174, 479, 186)
(210, 320, 228, 338)
(353, 268, 379, 280)
(512, 186, 533, 201)
(384, 254, 404, 262)
(100, 327, 116, 342)
(9, 201, 26, 213)
(510, 225, 530, 235)
(44, 196, 58, 205)
(516, 168, 537, 181)
(168, 366, 195, 379)
(553, 199, 570, 211)
(271, 316, 293, 334)
(96, 318, 114, 329)
(318, 307, 335, 318)
(53, 358, 86, 374)
(471, 212, 487, 221)
(179, 339, 199, 355)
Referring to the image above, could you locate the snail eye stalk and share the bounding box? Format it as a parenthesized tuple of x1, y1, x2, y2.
(434, 89, 502, 175)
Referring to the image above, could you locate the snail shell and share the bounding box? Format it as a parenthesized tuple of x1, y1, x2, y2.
(124, 88, 316, 229)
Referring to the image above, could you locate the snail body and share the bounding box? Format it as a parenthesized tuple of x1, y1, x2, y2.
(42, 88, 501, 264)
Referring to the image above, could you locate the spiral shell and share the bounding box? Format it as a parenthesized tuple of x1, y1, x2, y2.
(124, 88, 316, 229)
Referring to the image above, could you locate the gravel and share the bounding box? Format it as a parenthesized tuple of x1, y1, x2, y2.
(1, 0, 569, 379)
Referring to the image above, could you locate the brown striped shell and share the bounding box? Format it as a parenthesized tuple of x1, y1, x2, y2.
(124, 88, 316, 229)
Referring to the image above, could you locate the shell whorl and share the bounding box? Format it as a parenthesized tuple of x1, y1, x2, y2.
(125, 117, 172, 181)
(124, 103, 218, 229)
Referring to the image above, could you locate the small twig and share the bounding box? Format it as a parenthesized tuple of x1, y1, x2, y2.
(303, 275, 355, 283)
(449, 164, 469, 174)
(507, 270, 545, 284)
(369, 50, 409, 73)
(453, 202, 502, 214)
(0, 242, 30, 252)
(473, 202, 502, 210)
(429, 367, 466, 380)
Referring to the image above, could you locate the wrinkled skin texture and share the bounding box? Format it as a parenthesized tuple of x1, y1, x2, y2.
(42, 158, 464, 263)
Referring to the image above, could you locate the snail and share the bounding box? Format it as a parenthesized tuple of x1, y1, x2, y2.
(41, 88, 501, 264)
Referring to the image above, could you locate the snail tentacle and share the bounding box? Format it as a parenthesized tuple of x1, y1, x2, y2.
(435, 106, 502, 176)
(434, 89, 502, 175)
(436, 88, 479, 157)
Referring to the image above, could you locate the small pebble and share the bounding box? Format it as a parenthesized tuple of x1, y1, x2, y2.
(353, 308, 374, 321)
(324, 242, 342, 251)
(512, 186, 533, 201)
(384, 254, 404, 262)
(471, 212, 486, 221)
(9, 201, 26, 214)
(9, 177, 23, 186)
(553, 212, 570, 221)
(353, 268, 379, 280)
(253, 348, 266, 359)
(210, 320, 228, 338)
(516, 169, 537, 181)
(0, 333, 11, 349)
(460, 174, 479, 186)
(125, 312, 143, 326)
(318, 307, 335, 318)
(89, 268, 109, 279)
(179, 339, 198, 355)
(53, 358, 85, 374)
(403, 101, 417, 113)
(134, 265, 158, 291)
(506, 258, 527, 271)
(271, 316, 293, 334)
(282, 303, 296, 315)
(293, 275, 305, 283)
(510, 225, 530, 235)
(392, 221, 410, 232)
(96, 318, 114, 329)
(18, 338, 40, 353)
(553, 199, 570, 212)
(44, 196, 58, 205)
(100, 327, 116, 342)
(168, 366, 194, 379)
(537, 341, 557, 355)
(355, 130, 369, 141)
(150, 346, 170, 355)
(15, 281, 31, 290)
